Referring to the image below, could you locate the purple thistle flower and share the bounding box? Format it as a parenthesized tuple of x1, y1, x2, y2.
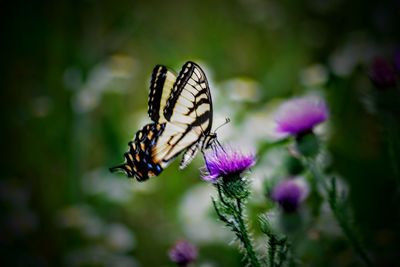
(368, 57, 397, 89)
(168, 240, 198, 266)
(202, 145, 256, 183)
(271, 178, 308, 213)
(275, 96, 329, 136)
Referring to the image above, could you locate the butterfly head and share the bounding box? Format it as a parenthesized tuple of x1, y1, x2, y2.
(203, 117, 230, 150)
(203, 132, 218, 150)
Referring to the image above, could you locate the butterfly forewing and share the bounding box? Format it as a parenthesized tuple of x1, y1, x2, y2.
(164, 62, 213, 134)
(148, 65, 177, 123)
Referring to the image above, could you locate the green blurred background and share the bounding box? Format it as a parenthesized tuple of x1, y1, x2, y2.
(1, 0, 399, 266)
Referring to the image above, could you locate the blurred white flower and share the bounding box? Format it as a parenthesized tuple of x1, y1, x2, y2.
(220, 78, 261, 102)
(109, 54, 137, 79)
(73, 89, 99, 113)
(299, 64, 328, 87)
(71, 55, 137, 113)
(65, 245, 138, 267)
(212, 103, 284, 150)
(329, 34, 379, 77)
(211, 107, 236, 143)
(179, 184, 233, 244)
(58, 205, 105, 239)
(105, 223, 136, 252)
(242, 104, 287, 143)
(82, 168, 136, 203)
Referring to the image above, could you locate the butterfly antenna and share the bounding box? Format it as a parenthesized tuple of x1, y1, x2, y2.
(214, 117, 231, 133)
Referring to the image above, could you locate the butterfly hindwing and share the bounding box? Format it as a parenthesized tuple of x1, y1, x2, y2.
(179, 141, 202, 170)
(151, 122, 203, 164)
(110, 123, 166, 181)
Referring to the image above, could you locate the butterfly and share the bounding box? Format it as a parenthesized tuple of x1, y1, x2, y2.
(110, 61, 217, 181)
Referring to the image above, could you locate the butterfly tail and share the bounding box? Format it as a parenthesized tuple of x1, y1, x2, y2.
(109, 164, 126, 174)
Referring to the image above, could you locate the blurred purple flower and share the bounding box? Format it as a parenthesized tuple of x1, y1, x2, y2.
(368, 57, 397, 89)
(202, 145, 256, 182)
(275, 96, 329, 136)
(168, 240, 197, 266)
(271, 178, 308, 213)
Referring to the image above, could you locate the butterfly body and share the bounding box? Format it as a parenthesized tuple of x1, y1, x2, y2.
(110, 61, 215, 181)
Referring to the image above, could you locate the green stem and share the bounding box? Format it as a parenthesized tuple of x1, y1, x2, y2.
(305, 159, 328, 191)
(307, 160, 373, 267)
(275, 239, 289, 267)
(234, 198, 261, 267)
(215, 183, 261, 267)
(259, 215, 290, 267)
(328, 178, 374, 267)
(268, 235, 277, 267)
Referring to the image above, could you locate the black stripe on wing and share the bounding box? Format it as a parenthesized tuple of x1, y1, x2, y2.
(148, 65, 167, 122)
(163, 61, 208, 121)
(162, 110, 211, 162)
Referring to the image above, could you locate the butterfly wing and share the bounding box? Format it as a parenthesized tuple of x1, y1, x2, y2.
(148, 65, 177, 123)
(109, 123, 167, 181)
(110, 61, 214, 180)
(157, 62, 213, 168)
(179, 140, 202, 170)
(164, 61, 213, 132)
(150, 122, 204, 166)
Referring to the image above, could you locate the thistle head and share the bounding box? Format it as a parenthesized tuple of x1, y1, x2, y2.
(202, 145, 256, 183)
(168, 240, 197, 266)
(274, 96, 329, 136)
(271, 178, 309, 213)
